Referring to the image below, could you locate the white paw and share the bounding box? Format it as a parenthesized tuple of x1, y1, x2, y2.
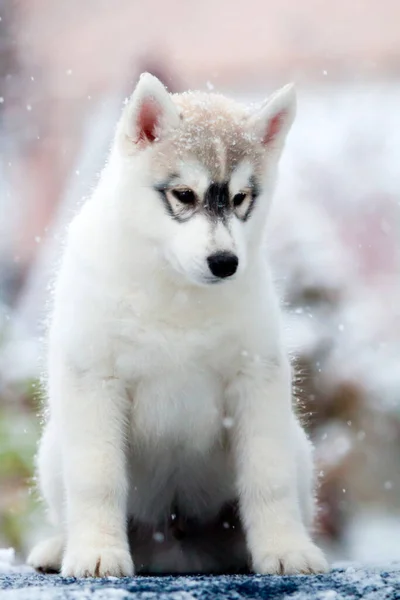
(253, 541, 329, 575)
(27, 535, 64, 573)
(62, 544, 134, 578)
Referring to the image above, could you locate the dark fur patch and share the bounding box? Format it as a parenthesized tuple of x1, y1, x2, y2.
(203, 182, 230, 221)
(94, 558, 101, 577)
(241, 176, 259, 222)
(154, 174, 188, 222)
(154, 184, 175, 217)
(127, 499, 248, 574)
(155, 176, 261, 224)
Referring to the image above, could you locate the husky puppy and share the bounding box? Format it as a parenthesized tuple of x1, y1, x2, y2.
(28, 74, 328, 577)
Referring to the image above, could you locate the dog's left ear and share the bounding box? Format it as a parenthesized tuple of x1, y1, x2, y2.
(249, 84, 296, 154)
(124, 73, 180, 145)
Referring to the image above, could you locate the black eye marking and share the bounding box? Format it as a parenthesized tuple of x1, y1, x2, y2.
(237, 176, 259, 222)
(204, 182, 230, 220)
(154, 177, 197, 223)
(172, 189, 196, 204)
(233, 192, 247, 207)
(154, 176, 188, 222)
(249, 176, 260, 199)
(155, 176, 261, 223)
(154, 183, 176, 220)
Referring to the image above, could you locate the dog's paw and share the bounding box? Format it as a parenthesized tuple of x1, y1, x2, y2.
(27, 535, 64, 573)
(253, 541, 329, 575)
(62, 544, 134, 578)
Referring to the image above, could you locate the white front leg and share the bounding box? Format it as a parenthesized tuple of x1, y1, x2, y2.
(57, 368, 134, 577)
(228, 356, 328, 575)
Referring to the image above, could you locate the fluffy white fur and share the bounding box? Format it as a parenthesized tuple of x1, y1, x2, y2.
(28, 74, 328, 577)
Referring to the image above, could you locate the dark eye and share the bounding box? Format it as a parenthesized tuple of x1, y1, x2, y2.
(172, 189, 196, 204)
(233, 192, 247, 207)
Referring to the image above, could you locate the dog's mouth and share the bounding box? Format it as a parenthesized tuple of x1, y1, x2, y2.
(201, 274, 237, 286)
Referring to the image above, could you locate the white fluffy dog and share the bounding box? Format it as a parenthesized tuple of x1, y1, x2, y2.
(28, 74, 328, 577)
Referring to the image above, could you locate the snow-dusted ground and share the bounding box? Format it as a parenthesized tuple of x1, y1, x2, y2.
(1, 548, 400, 599)
(0, 549, 32, 575)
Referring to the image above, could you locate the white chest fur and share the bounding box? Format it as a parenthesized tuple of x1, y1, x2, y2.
(116, 302, 239, 523)
(131, 368, 225, 451)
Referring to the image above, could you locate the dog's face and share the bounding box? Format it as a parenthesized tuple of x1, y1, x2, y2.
(115, 74, 296, 287)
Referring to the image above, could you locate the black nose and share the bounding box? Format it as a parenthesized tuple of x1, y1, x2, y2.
(207, 252, 238, 279)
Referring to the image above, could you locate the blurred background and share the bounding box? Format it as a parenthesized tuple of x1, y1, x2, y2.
(1, 0, 400, 564)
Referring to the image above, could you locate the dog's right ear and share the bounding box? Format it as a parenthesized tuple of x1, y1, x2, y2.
(123, 73, 180, 145)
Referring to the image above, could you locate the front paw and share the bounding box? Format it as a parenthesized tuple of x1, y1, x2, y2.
(28, 535, 64, 573)
(252, 540, 328, 575)
(62, 543, 134, 578)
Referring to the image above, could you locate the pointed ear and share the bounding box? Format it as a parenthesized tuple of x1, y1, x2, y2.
(249, 83, 296, 152)
(123, 73, 180, 145)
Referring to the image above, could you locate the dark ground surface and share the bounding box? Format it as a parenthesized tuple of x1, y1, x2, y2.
(2, 565, 400, 599)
